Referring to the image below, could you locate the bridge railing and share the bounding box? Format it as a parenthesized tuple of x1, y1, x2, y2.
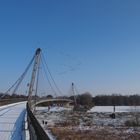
(26, 102, 50, 140)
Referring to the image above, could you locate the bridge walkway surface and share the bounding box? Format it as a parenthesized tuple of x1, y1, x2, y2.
(0, 102, 28, 140)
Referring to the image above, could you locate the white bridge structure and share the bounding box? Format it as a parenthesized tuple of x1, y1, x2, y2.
(35, 98, 73, 107)
(0, 48, 76, 140)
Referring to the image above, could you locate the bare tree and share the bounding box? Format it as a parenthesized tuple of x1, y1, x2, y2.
(77, 92, 93, 108)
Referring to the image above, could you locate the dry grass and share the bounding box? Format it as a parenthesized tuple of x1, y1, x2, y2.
(49, 126, 140, 140)
(40, 110, 140, 140)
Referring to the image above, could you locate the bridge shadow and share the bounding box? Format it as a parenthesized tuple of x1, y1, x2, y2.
(10, 109, 26, 140)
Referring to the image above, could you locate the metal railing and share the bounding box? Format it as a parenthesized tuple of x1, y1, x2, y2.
(26, 103, 50, 140)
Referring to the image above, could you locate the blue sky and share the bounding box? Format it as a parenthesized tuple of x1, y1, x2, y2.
(0, 0, 140, 95)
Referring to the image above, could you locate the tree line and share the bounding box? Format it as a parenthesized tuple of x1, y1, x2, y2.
(0, 93, 27, 99)
(93, 94, 140, 106)
(1, 91, 140, 106)
(70, 93, 140, 106)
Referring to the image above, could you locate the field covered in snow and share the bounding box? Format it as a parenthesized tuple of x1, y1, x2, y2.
(89, 106, 140, 113)
(35, 106, 140, 140)
(36, 105, 140, 113)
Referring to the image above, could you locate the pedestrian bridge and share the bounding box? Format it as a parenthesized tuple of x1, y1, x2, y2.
(34, 98, 73, 107)
(1, 48, 76, 140)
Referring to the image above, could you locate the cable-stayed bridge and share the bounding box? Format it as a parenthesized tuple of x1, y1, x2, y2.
(0, 48, 76, 140)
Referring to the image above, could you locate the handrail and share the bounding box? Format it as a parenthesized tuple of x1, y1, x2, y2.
(26, 103, 50, 140)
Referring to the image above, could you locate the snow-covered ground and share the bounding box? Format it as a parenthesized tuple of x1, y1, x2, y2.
(36, 106, 140, 113)
(35, 105, 140, 140)
(88, 106, 140, 112)
(36, 106, 72, 112)
(0, 102, 27, 140)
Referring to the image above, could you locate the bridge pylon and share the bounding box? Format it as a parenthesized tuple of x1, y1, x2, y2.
(28, 48, 41, 109)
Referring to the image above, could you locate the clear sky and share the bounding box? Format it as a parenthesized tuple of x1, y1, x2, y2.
(0, 0, 140, 96)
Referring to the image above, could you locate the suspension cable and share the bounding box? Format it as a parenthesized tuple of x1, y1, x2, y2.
(12, 55, 35, 95)
(74, 84, 80, 95)
(40, 57, 58, 97)
(1, 54, 35, 99)
(41, 53, 63, 95)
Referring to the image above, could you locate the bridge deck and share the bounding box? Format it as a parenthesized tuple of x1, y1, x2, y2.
(0, 102, 26, 140)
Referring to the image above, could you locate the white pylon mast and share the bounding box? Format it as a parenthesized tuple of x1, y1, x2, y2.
(28, 48, 41, 109)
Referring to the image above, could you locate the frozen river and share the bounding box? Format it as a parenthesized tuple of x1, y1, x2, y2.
(88, 106, 140, 112)
(36, 105, 140, 113)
